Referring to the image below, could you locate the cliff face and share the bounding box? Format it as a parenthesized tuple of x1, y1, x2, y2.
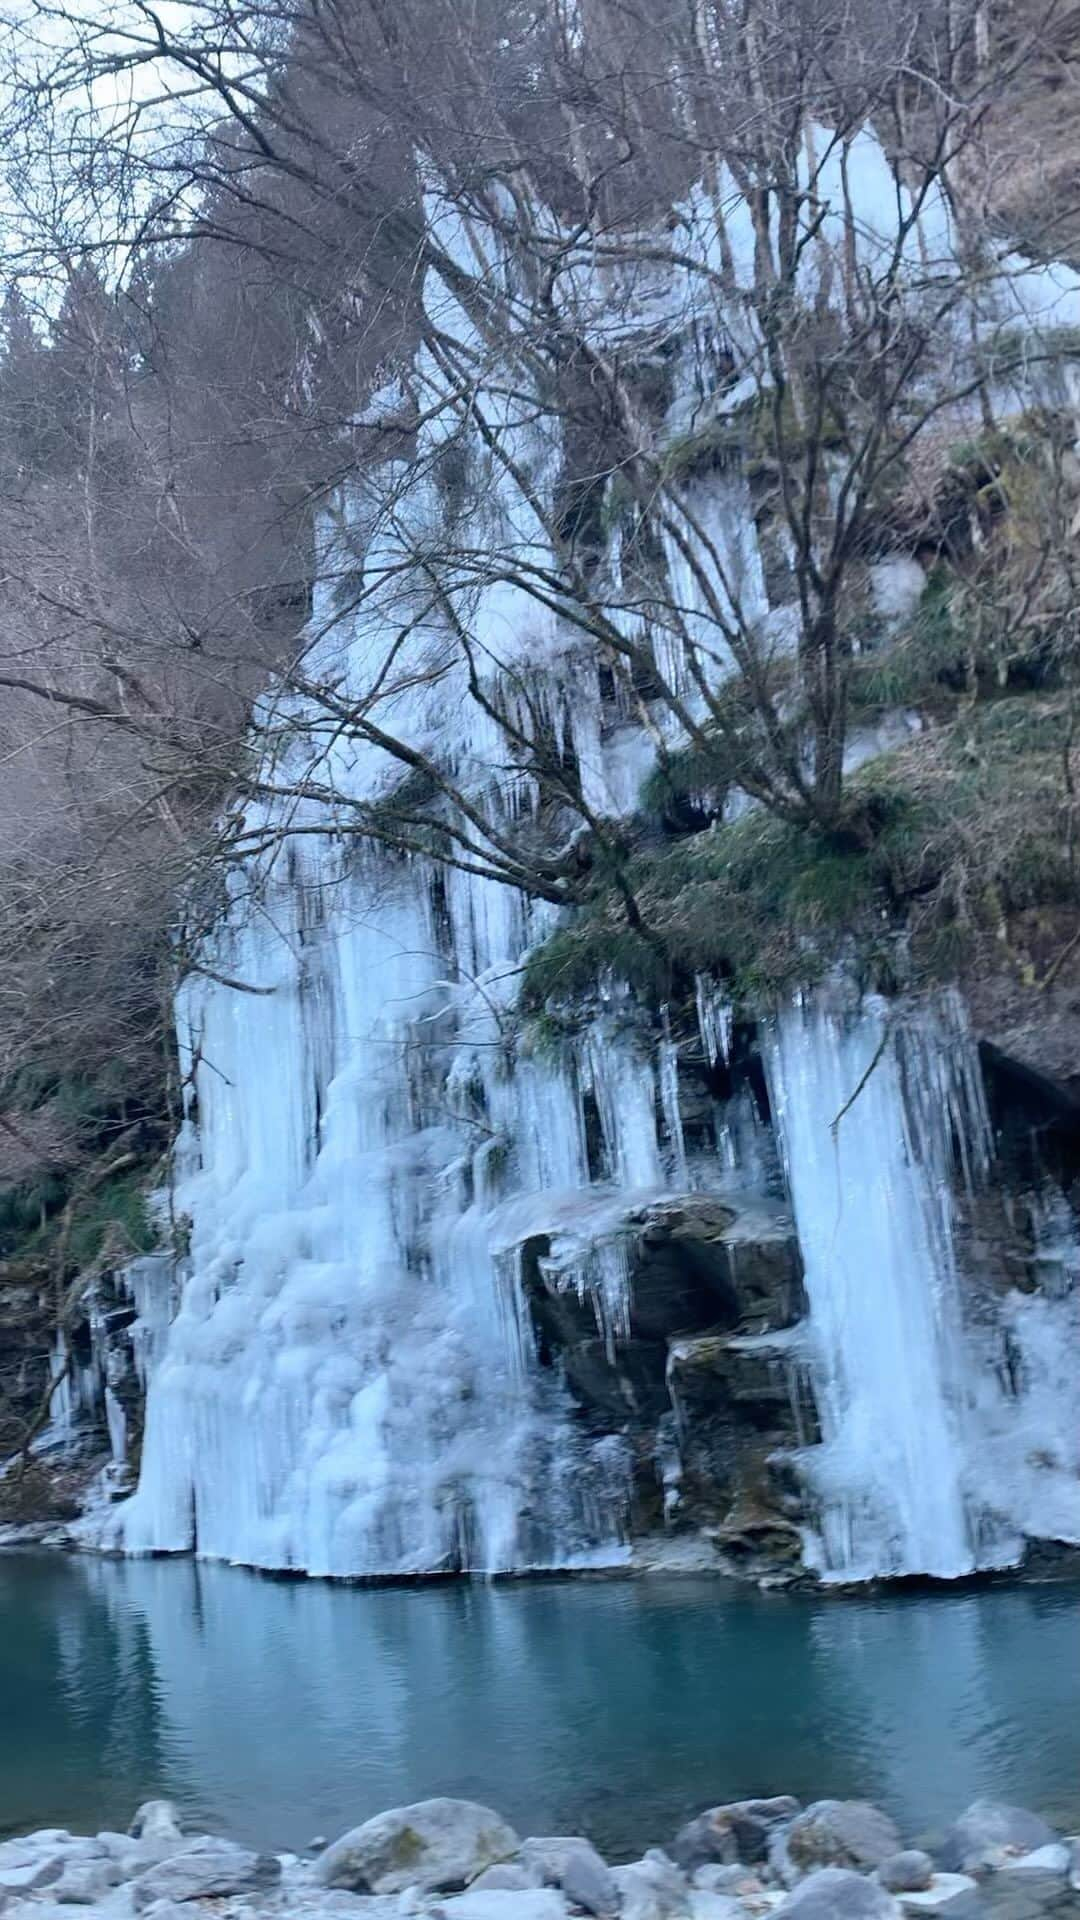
(7, 27, 1080, 1579)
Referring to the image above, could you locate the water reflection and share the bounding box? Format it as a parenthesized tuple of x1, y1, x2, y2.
(2, 1554, 1078, 1855)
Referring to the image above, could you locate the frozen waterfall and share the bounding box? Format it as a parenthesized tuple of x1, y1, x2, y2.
(765, 995, 1080, 1582)
(116, 858, 678, 1575)
(99, 123, 1080, 1586)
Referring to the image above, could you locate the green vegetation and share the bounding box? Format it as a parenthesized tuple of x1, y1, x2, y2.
(526, 453, 1080, 1030)
(526, 401, 1080, 1026)
(0, 1160, 158, 1273)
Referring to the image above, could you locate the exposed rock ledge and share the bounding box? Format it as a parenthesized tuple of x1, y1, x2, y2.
(2, 1792, 1078, 1920)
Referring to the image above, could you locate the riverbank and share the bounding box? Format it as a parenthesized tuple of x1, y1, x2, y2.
(2, 1792, 1079, 1920)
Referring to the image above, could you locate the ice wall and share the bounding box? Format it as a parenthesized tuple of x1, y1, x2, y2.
(107, 126, 1080, 1583)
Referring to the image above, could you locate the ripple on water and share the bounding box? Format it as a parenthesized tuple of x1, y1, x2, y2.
(2, 1553, 1080, 1854)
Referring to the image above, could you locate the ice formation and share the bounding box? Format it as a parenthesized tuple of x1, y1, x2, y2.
(97, 122, 1080, 1580)
(765, 995, 1080, 1581)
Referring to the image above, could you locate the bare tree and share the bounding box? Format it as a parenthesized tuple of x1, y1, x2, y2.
(0, 0, 1075, 1093)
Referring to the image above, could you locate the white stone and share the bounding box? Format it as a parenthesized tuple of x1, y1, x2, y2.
(440, 1893, 568, 1920)
(96, 1834, 141, 1873)
(896, 1874, 977, 1911)
(129, 1806, 183, 1846)
(689, 1894, 744, 1920)
(1001, 1844, 1070, 1874)
(612, 1851, 691, 1920)
(318, 1802, 520, 1897)
(777, 1869, 900, 1920)
(54, 1862, 122, 1905)
(131, 1836, 280, 1910)
(0, 1861, 64, 1894)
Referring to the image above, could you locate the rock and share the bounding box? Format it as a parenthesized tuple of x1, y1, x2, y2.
(938, 1804, 1058, 1876)
(54, 1862, 121, 1904)
(674, 1801, 800, 1871)
(96, 1831, 142, 1872)
(561, 1844, 619, 1917)
(439, 1892, 569, 1920)
(520, 1841, 596, 1887)
(613, 1850, 692, 1920)
(633, 1198, 803, 1338)
(129, 1804, 184, 1844)
(879, 1854, 935, 1894)
(0, 1857, 64, 1894)
(138, 1904, 194, 1920)
(896, 1875, 978, 1912)
(692, 1867, 766, 1897)
(1000, 1845, 1070, 1875)
(1066, 1838, 1080, 1892)
(787, 1803, 902, 1875)
(317, 1801, 520, 1896)
(777, 1868, 901, 1920)
(131, 1836, 281, 1909)
(561, 1338, 671, 1423)
(512, 1839, 617, 1915)
(470, 1867, 543, 1893)
(689, 1896, 745, 1920)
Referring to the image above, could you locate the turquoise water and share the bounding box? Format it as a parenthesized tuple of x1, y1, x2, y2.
(3, 1553, 1080, 1857)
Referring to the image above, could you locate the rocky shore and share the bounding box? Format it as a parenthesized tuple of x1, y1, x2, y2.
(2, 1793, 1079, 1920)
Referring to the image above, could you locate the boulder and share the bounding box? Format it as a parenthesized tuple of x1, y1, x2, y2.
(938, 1803, 1057, 1876)
(317, 1800, 520, 1895)
(131, 1836, 281, 1910)
(561, 1844, 619, 1917)
(674, 1800, 800, 1870)
(519, 1840, 598, 1886)
(515, 1837, 618, 1915)
(53, 1862, 121, 1905)
(878, 1855, 935, 1895)
(613, 1850, 692, 1920)
(96, 1832, 142, 1874)
(129, 1804, 183, 1844)
(787, 1803, 901, 1874)
(0, 1853, 64, 1895)
(777, 1868, 901, 1920)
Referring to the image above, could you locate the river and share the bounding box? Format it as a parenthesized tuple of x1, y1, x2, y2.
(3, 1554, 1079, 1856)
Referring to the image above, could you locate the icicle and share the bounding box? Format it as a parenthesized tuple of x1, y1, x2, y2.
(105, 1385, 127, 1467)
(659, 1010, 688, 1187)
(581, 1024, 662, 1189)
(695, 974, 733, 1069)
(763, 993, 1014, 1582)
